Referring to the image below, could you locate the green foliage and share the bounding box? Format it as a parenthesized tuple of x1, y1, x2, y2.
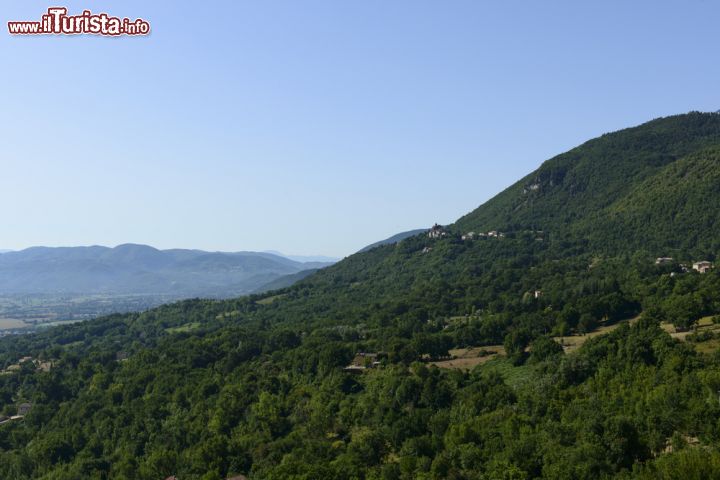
(528, 335, 563, 364)
(503, 329, 531, 364)
(455, 112, 720, 256)
(1, 112, 720, 477)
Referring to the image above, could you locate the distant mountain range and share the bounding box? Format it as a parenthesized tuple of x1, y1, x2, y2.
(0, 244, 335, 297)
(262, 251, 339, 263)
(0, 231, 438, 299)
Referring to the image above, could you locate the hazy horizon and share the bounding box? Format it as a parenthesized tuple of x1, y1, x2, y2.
(0, 243, 341, 261)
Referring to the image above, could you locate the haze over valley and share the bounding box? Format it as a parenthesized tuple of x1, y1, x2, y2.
(0, 244, 337, 333)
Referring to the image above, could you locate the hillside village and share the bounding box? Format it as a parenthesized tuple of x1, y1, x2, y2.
(427, 225, 713, 279)
(427, 223, 507, 241)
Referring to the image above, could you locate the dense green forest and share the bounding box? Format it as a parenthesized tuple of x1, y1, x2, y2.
(455, 112, 720, 255)
(2, 112, 720, 479)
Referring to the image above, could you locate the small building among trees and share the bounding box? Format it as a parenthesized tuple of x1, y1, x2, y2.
(693, 261, 713, 273)
(344, 352, 383, 373)
(427, 224, 446, 239)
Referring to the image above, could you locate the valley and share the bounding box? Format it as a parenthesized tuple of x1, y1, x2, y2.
(0, 293, 180, 334)
(0, 246, 336, 335)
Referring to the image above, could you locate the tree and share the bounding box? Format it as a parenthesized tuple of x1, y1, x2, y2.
(577, 313, 598, 334)
(663, 294, 701, 331)
(504, 329, 532, 364)
(528, 335, 564, 363)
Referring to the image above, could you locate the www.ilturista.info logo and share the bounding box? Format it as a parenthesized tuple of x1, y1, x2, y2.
(8, 7, 150, 36)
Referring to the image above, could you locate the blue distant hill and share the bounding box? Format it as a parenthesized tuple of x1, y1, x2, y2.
(0, 244, 333, 297)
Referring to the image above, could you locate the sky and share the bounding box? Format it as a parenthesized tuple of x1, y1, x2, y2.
(2, 1, 719, 258)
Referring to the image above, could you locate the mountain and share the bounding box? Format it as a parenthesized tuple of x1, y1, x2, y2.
(5, 112, 720, 478)
(454, 111, 720, 255)
(0, 244, 334, 297)
(357, 228, 428, 253)
(0, 250, 12, 254)
(263, 251, 340, 264)
(281, 112, 720, 327)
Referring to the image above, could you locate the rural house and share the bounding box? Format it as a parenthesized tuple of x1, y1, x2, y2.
(693, 261, 713, 273)
(344, 352, 382, 373)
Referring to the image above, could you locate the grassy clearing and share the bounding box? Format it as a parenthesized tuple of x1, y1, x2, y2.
(554, 323, 625, 353)
(437, 313, 720, 372)
(256, 294, 287, 305)
(694, 338, 720, 354)
(661, 316, 719, 338)
(430, 345, 505, 370)
(479, 356, 536, 389)
(554, 315, 642, 353)
(430, 346, 534, 389)
(663, 316, 720, 353)
(165, 322, 201, 334)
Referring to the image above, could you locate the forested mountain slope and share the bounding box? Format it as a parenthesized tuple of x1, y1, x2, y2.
(454, 112, 720, 252)
(357, 229, 428, 253)
(2, 113, 720, 479)
(590, 145, 720, 254)
(288, 112, 720, 319)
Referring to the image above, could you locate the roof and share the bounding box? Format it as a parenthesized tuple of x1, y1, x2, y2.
(344, 365, 366, 372)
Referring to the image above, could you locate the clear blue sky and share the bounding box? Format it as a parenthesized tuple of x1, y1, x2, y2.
(2, 1, 719, 257)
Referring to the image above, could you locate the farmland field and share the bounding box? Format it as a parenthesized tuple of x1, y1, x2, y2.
(0, 294, 181, 334)
(0, 318, 27, 330)
(429, 345, 505, 370)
